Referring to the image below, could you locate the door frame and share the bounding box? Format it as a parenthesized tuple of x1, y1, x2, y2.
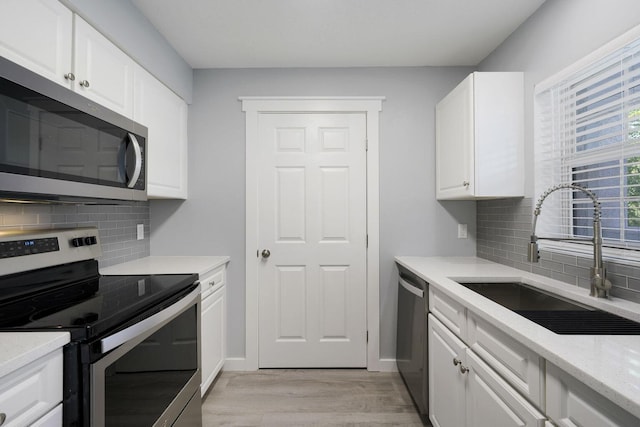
(239, 96, 384, 371)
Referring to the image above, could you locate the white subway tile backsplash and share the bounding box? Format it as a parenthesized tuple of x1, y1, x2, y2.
(0, 201, 150, 266)
(477, 198, 640, 303)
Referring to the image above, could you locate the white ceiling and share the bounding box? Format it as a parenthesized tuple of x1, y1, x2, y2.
(132, 0, 546, 69)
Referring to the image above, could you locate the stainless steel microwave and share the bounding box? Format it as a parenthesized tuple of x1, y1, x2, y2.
(0, 56, 147, 203)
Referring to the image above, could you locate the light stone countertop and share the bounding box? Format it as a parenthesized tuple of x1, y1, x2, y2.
(100, 256, 230, 278)
(0, 332, 69, 378)
(395, 256, 640, 419)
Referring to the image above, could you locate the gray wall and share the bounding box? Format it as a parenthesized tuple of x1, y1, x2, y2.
(149, 67, 477, 359)
(478, 0, 640, 196)
(475, 0, 640, 304)
(61, 0, 193, 102)
(0, 202, 150, 268)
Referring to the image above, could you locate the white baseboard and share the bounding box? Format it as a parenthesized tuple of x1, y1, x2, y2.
(223, 357, 254, 371)
(371, 358, 397, 372)
(223, 357, 397, 372)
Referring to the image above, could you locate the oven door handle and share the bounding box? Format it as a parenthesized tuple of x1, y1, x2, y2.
(100, 285, 200, 354)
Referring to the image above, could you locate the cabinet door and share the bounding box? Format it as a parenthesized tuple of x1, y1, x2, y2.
(0, 350, 62, 427)
(0, 0, 73, 87)
(133, 66, 188, 199)
(74, 16, 134, 118)
(436, 73, 474, 199)
(546, 363, 639, 427)
(201, 285, 225, 396)
(429, 314, 467, 427)
(30, 404, 62, 427)
(466, 351, 546, 427)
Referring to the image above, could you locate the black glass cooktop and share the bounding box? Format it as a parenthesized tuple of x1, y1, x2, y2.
(0, 260, 197, 340)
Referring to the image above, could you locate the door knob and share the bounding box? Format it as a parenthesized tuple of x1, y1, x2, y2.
(261, 249, 271, 258)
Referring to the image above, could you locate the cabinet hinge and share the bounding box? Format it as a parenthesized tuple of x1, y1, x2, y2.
(366, 139, 369, 151)
(257, 250, 259, 258)
(366, 331, 369, 342)
(366, 234, 368, 248)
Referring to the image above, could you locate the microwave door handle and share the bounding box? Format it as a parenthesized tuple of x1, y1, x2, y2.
(125, 133, 142, 188)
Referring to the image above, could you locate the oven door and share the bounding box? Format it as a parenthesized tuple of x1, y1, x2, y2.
(90, 286, 201, 427)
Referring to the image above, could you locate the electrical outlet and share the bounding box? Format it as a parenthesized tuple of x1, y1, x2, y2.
(458, 223, 468, 239)
(137, 224, 144, 240)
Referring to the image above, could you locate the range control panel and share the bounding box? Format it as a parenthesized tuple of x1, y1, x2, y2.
(0, 227, 101, 276)
(0, 237, 59, 259)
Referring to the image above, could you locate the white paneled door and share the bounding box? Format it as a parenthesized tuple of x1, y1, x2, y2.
(257, 113, 367, 368)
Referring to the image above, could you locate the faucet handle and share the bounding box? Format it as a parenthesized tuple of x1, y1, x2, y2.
(527, 241, 540, 263)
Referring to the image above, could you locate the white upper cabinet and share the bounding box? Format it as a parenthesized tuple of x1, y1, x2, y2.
(74, 16, 135, 118)
(0, 2, 135, 118)
(0, 1, 190, 199)
(0, 0, 73, 87)
(134, 65, 188, 199)
(436, 72, 524, 200)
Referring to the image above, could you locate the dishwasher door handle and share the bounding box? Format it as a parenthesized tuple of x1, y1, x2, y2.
(399, 277, 424, 298)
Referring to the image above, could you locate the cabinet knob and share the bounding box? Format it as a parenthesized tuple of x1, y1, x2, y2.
(261, 249, 271, 259)
(459, 365, 469, 374)
(453, 357, 462, 366)
(64, 72, 76, 81)
(209, 280, 215, 287)
(79, 80, 90, 88)
(0, 412, 6, 426)
(463, 181, 470, 188)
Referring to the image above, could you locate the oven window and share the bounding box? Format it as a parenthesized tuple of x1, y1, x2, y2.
(103, 305, 198, 426)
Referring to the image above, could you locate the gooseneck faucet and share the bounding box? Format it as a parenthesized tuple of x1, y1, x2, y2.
(527, 183, 612, 298)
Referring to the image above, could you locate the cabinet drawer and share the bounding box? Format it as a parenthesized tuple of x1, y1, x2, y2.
(546, 363, 639, 427)
(200, 265, 226, 297)
(467, 312, 544, 408)
(0, 349, 62, 427)
(430, 287, 466, 339)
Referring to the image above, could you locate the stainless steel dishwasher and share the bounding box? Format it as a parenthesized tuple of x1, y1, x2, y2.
(396, 263, 429, 420)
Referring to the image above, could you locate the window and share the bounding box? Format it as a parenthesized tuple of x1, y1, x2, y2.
(535, 26, 640, 253)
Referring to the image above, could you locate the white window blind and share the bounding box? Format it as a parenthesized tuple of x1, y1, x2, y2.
(535, 27, 640, 250)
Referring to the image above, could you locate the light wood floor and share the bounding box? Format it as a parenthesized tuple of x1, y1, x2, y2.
(202, 369, 427, 426)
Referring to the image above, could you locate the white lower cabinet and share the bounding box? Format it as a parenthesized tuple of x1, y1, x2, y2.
(30, 404, 62, 427)
(200, 265, 227, 396)
(429, 314, 466, 427)
(546, 362, 638, 427)
(429, 315, 546, 427)
(0, 349, 63, 427)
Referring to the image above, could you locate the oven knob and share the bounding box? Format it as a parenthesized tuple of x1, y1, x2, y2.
(71, 238, 84, 247)
(84, 236, 97, 246)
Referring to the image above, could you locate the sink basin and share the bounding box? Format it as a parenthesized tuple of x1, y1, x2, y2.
(458, 282, 640, 335)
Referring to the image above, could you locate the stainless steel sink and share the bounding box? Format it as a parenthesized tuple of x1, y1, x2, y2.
(458, 282, 640, 335)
